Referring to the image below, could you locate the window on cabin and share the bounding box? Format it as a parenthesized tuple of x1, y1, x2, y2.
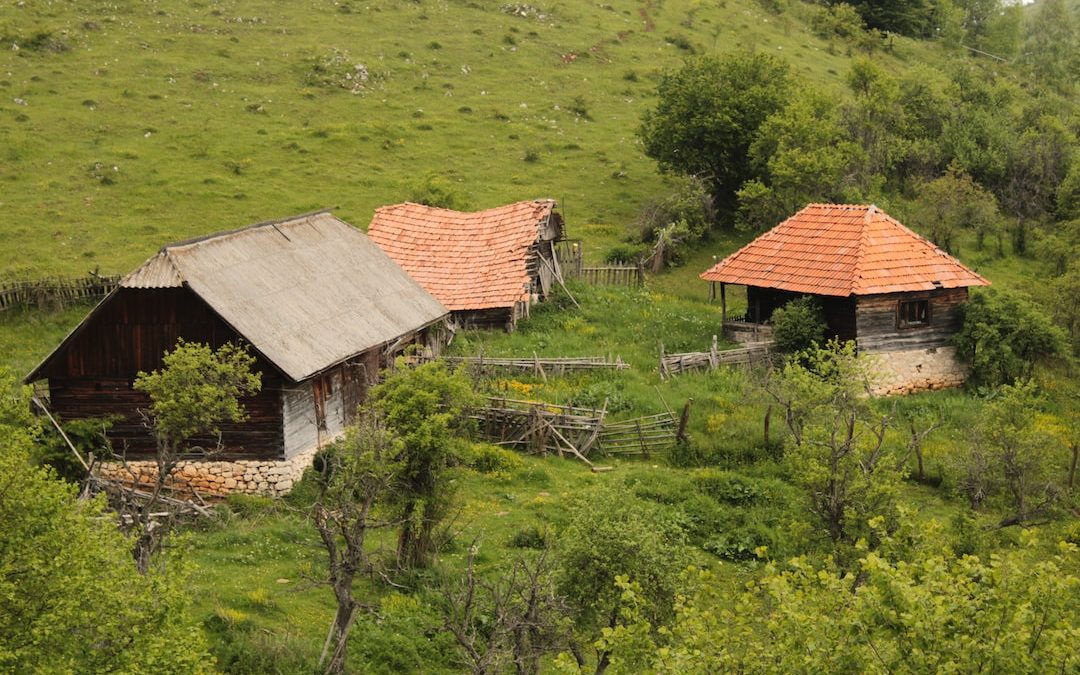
(897, 299, 930, 328)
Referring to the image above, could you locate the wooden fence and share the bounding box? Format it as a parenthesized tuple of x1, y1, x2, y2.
(436, 354, 629, 379)
(598, 409, 683, 457)
(0, 274, 119, 312)
(576, 264, 645, 287)
(660, 336, 772, 379)
(473, 396, 689, 463)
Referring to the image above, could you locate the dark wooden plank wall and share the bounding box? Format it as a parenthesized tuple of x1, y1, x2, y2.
(40, 287, 286, 459)
(454, 308, 515, 331)
(855, 287, 969, 353)
(745, 286, 857, 341)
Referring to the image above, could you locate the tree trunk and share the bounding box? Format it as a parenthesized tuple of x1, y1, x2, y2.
(763, 404, 772, 446)
(324, 597, 357, 675)
(1069, 443, 1078, 489)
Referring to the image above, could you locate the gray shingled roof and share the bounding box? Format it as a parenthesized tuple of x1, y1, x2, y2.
(37, 211, 448, 383)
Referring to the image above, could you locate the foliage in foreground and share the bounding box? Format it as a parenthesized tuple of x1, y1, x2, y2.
(0, 372, 213, 674)
(588, 522, 1080, 674)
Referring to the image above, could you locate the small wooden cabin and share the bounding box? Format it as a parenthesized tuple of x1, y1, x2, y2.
(27, 211, 450, 462)
(367, 200, 564, 330)
(700, 204, 990, 393)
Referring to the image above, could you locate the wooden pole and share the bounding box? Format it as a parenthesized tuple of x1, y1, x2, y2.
(676, 399, 693, 444)
(720, 283, 727, 323)
(32, 396, 90, 472)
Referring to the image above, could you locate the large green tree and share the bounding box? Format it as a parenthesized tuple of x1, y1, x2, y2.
(953, 289, 1067, 388)
(371, 359, 478, 569)
(556, 484, 690, 674)
(639, 52, 792, 212)
(0, 372, 213, 673)
(911, 164, 1001, 254)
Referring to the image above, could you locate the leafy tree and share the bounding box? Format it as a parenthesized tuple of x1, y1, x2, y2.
(604, 528, 1080, 673)
(556, 484, 690, 674)
(1000, 114, 1076, 253)
(842, 59, 909, 194)
(957, 380, 1067, 525)
(911, 164, 1000, 254)
(1049, 266, 1080, 356)
(372, 360, 478, 569)
(1022, 0, 1079, 93)
(844, 0, 933, 36)
(441, 547, 572, 675)
(953, 289, 1068, 388)
(0, 372, 213, 673)
(770, 296, 827, 355)
(126, 339, 261, 573)
(810, 3, 867, 42)
(638, 52, 792, 211)
(939, 69, 1020, 197)
(739, 93, 863, 228)
(780, 341, 901, 544)
(635, 176, 715, 270)
(310, 409, 400, 675)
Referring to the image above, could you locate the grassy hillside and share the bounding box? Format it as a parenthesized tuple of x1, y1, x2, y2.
(0, 0, 943, 278)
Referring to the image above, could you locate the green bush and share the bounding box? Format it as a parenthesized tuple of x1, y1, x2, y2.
(509, 523, 553, 550)
(603, 243, 648, 264)
(691, 469, 767, 504)
(463, 442, 524, 475)
(953, 289, 1067, 388)
(771, 296, 827, 354)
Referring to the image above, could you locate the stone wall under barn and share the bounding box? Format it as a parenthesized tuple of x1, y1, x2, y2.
(96, 445, 320, 498)
(871, 345, 969, 396)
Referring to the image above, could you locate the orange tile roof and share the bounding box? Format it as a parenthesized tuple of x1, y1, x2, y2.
(700, 204, 990, 297)
(368, 200, 555, 311)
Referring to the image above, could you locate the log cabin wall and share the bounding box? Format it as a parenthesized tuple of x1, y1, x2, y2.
(855, 287, 969, 353)
(40, 287, 286, 459)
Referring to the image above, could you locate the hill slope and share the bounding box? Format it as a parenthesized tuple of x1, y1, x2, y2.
(1, 0, 943, 277)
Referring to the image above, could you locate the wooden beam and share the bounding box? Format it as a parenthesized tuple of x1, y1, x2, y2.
(720, 283, 727, 323)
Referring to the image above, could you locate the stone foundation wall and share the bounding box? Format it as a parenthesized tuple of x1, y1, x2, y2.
(97, 445, 320, 498)
(871, 345, 968, 396)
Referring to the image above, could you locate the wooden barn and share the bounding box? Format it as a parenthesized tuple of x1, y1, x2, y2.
(700, 203, 990, 393)
(26, 211, 449, 494)
(367, 200, 564, 330)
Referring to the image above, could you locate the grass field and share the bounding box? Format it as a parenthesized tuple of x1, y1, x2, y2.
(1, 0, 944, 278)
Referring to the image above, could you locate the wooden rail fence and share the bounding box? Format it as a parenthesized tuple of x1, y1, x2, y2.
(575, 264, 645, 287)
(0, 274, 119, 312)
(660, 336, 772, 379)
(473, 396, 690, 463)
(434, 354, 629, 379)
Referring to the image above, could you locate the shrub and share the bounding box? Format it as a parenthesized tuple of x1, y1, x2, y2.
(603, 243, 648, 264)
(691, 469, 767, 504)
(509, 523, 552, 550)
(409, 173, 471, 210)
(771, 296, 827, 354)
(464, 442, 524, 475)
(953, 289, 1067, 388)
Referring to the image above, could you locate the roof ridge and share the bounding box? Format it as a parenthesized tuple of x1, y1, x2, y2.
(375, 199, 555, 217)
(850, 205, 877, 294)
(161, 209, 334, 251)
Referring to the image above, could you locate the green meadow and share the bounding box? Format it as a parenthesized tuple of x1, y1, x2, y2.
(2, 0, 935, 279)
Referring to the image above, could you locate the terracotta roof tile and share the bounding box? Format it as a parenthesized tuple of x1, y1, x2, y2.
(700, 204, 990, 296)
(368, 200, 555, 311)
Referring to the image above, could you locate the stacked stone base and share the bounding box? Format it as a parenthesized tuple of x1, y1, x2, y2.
(872, 345, 968, 396)
(97, 445, 319, 498)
